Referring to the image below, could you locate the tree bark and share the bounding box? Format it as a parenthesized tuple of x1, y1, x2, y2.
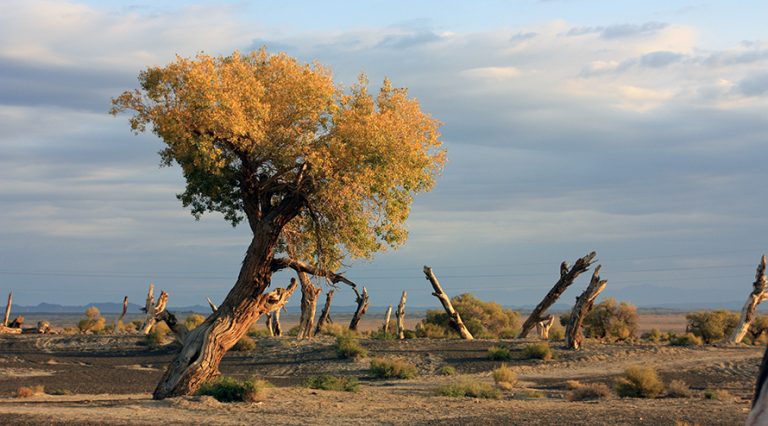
(536, 315, 555, 339)
(297, 272, 321, 339)
(565, 265, 607, 350)
(265, 314, 274, 337)
(349, 287, 369, 331)
(423, 266, 473, 340)
(519, 251, 597, 338)
(3, 291, 11, 327)
(730, 255, 768, 344)
(141, 283, 156, 334)
(396, 290, 407, 340)
(271, 308, 282, 336)
(383, 304, 392, 334)
(315, 290, 334, 335)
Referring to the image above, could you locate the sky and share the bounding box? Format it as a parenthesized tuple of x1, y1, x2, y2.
(1, 0, 767, 310)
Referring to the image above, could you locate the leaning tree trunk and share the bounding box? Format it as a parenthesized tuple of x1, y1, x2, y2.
(314, 290, 334, 335)
(349, 287, 369, 331)
(396, 290, 407, 340)
(383, 304, 392, 334)
(296, 272, 321, 339)
(730, 255, 768, 344)
(565, 265, 607, 350)
(519, 251, 597, 338)
(423, 266, 473, 340)
(4, 291, 12, 326)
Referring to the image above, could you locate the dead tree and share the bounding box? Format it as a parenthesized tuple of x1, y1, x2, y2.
(315, 290, 334, 335)
(519, 251, 597, 338)
(265, 314, 274, 337)
(141, 283, 157, 334)
(206, 297, 218, 312)
(0, 291, 20, 334)
(730, 255, 768, 344)
(271, 309, 283, 336)
(565, 265, 607, 350)
(3, 291, 11, 326)
(37, 321, 51, 334)
(296, 272, 322, 339)
(536, 315, 555, 339)
(423, 266, 473, 340)
(383, 304, 393, 334)
(115, 296, 128, 334)
(396, 290, 407, 340)
(349, 287, 369, 331)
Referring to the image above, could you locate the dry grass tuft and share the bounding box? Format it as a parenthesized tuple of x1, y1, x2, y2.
(615, 365, 664, 398)
(437, 378, 500, 399)
(369, 357, 417, 379)
(15, 385, 44, 398)
(666, 379, 691, 398)
(567, 382, 611, 401)
(492, 364, 517, 390)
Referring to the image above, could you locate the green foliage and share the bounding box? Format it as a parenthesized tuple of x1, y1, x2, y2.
(437, 365, 457, 376)
(369, 329, 396, 340)
(567, 382, 612, 401)
(402, 329, 417, 339)
(197, 376, 271, 402)
(335, 336, 368, 359)
(487, 346, 512, 361)
(685, 310, 739, 343)
(185, 314, 206, 331)
(583, 298, 638, 341)
(615, 365, 664, 398)
(437, 379, 500, 399)
(419, 293, 520, 339)
(369, 357, 417, 379)
(232, 336, 256, 351)
(305, 375, 359, 392)
(669, 332, 703, 347)
(492, 364, 517, 390)
(522, 343, 553, 361)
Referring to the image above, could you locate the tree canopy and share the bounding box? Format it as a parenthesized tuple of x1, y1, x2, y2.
(112, 49, 445, 272)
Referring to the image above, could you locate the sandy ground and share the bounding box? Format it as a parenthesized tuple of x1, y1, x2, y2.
(0, 328, 762, 425)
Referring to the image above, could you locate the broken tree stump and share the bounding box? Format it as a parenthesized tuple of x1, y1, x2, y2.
(423, 266, 473, 340)
(115, 296, 128, 334)
(272, 308, 282, 336)
(383, 304, 392, 334)
(206, 297, 218, 313)
(396, 290, 407, 340)
(349, 287, 369, 331)
(519, 251, 597, 338)
(536, 315, 555, 340)
(565, 265, 607, 350)
(730, 255, 768, 344)
(265, 314, 274, 337)
(141, 283, 156, 334)
(297, 272, 321, 339)
(314, 290, 334, 335)
(3, 291, 11, 327)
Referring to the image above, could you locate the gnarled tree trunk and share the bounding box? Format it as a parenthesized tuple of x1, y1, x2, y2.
(396, 290, 407, 340)
(349, 287, 369, 331)
(315, 290, 334, 335)
(296, 272, 321, 339)
(730, 255, 768, 344)
(423, 266, 473, 340)
(519, 251, 597, 338)
(565, 265, 607, 350)
(536, 315, 555, 340)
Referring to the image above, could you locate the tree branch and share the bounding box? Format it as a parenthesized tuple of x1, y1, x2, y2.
(271, 257, 357, 289)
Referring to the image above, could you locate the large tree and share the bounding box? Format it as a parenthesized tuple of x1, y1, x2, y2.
(111, 50, 445, 399)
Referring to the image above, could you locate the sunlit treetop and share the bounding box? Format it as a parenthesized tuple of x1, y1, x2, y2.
(112, 49, 445, 271)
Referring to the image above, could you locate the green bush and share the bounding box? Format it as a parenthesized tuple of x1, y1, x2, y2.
(583, 298, 638, 341)
(232, 336, 256, 351)
(523, 343, 552, 360)
(615, 365, 664, 398)
(369, 357, 417, 379)
(686, 310, 739, 343)
(437, 365, 457, 376)
(305, 375, 359, 392)
(335, 336, 368, 359)
(437, 379, 500, 399)
(369, 329, 397, 340)
(185, 314, 206, 331)
(492, 364, 517, 390)
(419, 293, 520, 338)
(487, 345, 512, 361)
(197, 376, 271, 402)
(669, 332, 703, 347)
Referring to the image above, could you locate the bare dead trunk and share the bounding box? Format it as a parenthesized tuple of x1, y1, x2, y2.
(349, 287, 369, 331)
(536, 315, 555, 340)
(297, 272, 321, 339)
(115, 296, 128, 334)
(141, 283, 156, 334)
(383, 304, 392, 334)
(423, 266, 473, 340)
(519, 251, 597, 338)
(396, 290, 407, 340)
(730, 255, 768, 344)
(565, 265, 607, 350)
(3, 291, 11, 327)
(265, 314, 274, 337)
(272, 309, 282, 336)
(315, 290, 334, 335)
(206, 297, 218, 312)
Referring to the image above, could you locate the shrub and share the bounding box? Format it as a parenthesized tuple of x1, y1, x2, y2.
(144, 322, 171, 348)
(232, 336, 256, 351)
(523, 343, 552, 360)
(197, 376, 271, 402)
(615, 365, 664, 398)
(747, 315, 768, 344)
(567, 383, 611, 401)
(185, 314, 206, 331)
(583, 298, 638, 341)
(369, 357, 417, 379)
(247, 325, 272, 338)
(286, 325, 301, 337)
(703, 388, 731, 400)
(641, 328, 664, 343)
(437, 365, 457, 376)
(415, 322, 451, 338)
(437, 379, 500, 399)
(369, 329, 396, 340)
(548, 320, 565, 341)
(419, 293, 520, 338)
(492, 364, 517, 390)
(305, 375, 359, 392)
(685, 310, 739, 343)
(322, 323, 355, 338)
(487, 345, 512, 361)
(46, 388, 72, 396)
(669, 332, 704, 347)
(666, 380, 690, 398)
(15, 385, 44, 398)
(78, 306, 106, 334)
(335, 336, 367, 359)
(402, 329, 417, 339)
